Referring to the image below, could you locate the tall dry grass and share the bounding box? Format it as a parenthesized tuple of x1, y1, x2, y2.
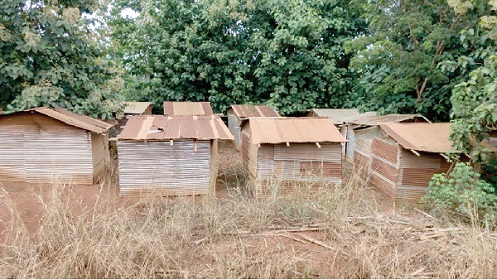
(0, 162, 497, 278)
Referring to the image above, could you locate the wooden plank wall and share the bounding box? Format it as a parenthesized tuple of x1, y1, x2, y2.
(253, 143, 342, 197)
(396, 151, 451, 204)
(117, 140, 212, 197)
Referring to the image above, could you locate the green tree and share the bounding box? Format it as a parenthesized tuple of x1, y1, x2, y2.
(0, 0, 124, 119)
(449, 0, 497, 164)
(345, 0, 490, 121)
(109, 0, 367, 114)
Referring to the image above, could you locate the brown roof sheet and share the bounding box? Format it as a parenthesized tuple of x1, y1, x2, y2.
(13, 107, 113, 134)
(124, 102, 153, 115)
(118, 115, 234, 141)
(163, 101, 214, 116)
(308, 108, 376, 125)
(246, 117, 346, 144)
(379, 123, 454, 153)
(230, 104, 280, 119)
(349, 114, 430, 126)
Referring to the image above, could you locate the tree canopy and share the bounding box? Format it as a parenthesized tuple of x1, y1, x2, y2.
(0, 0, 124, 119)
(110, 0, 367, 114)
(345, 0, 491, 121)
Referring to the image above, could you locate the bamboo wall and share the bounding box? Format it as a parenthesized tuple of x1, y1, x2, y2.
(117, 139, 213, 197)
(0, 113, 97, 184)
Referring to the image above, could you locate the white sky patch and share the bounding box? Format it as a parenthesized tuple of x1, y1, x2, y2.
(121, 8, 139, 19)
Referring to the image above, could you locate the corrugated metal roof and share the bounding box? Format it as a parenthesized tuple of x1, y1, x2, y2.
(379, 123, 453, 153)
(124, 102, 152, 115)
(0, 107, 114, 134)
(230, 104, 280, 119)
(118, 115, 234, 141)
(246, 117, 346, 144)
(308, 108, 376, 125)
(349, 114, 430, 126)
(163, 101, 214, 116)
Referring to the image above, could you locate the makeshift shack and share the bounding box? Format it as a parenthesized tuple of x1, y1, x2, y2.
(368, 122, 457, 204)
(241, 117, 346, 197)
(0, 107, 113, 184)
(117, 115, 234, 197)
(348, 114, 430, 164)
(306, 108, 376, 157)
(163, 101, 214, 116)
(227, 104, 280, 150)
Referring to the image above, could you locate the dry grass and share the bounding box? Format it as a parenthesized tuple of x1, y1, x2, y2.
(1, 162, 497, 278)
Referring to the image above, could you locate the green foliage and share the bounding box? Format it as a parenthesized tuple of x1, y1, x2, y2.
(448, 0, 497, 164)
(109, 0, 367, 114)
(422, 162, 497, 224)
(345, 0, 491, 121)
(0, 0, 125, 119)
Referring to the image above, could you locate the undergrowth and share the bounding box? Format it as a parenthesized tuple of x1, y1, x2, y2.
(0, 162, 497, 278)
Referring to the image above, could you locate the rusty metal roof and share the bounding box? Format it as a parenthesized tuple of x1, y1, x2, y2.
(4, 107, 114, 134)
(349, 114, 430, 126)
(124, 102, 153, 115)
(163, 101, 214, 116)
(246, 117, 346, 144)
(230, 104, 280, 119)
(118, 115, 234, 141)
(379, 123, 453, 153)
(308, 108, 376, 125)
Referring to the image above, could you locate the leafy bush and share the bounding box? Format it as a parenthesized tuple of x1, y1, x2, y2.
(422, 162, 497, 224)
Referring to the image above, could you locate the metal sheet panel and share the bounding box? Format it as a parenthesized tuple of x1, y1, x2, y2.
(24, 125, 94, 184)
(348, 114, 430, 126)
(379, 122, 453, 153)
(163, 101, 214, 116)
(118, 115, 234, 141)
(371, 138, 400, 165)
(251, 143, 343, 197)
(0, 125, 25, 181)
(124, 102, 153, 115)
(117, 140, 212, 197)
(231, 105, 280, 118)
(307, 108, 376, 125)
(247, 118, 346, 144)
(33, 107, 113, 134)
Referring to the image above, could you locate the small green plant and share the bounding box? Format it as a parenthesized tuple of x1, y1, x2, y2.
(422, 162, 497, 225)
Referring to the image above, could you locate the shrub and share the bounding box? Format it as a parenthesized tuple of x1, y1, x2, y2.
(422, 162, 497, 225)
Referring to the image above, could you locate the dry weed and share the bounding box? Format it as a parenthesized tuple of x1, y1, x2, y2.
(0, 162, 496, 278)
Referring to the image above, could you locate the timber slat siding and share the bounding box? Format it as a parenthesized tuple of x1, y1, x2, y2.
(118, 140, 211, 197)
